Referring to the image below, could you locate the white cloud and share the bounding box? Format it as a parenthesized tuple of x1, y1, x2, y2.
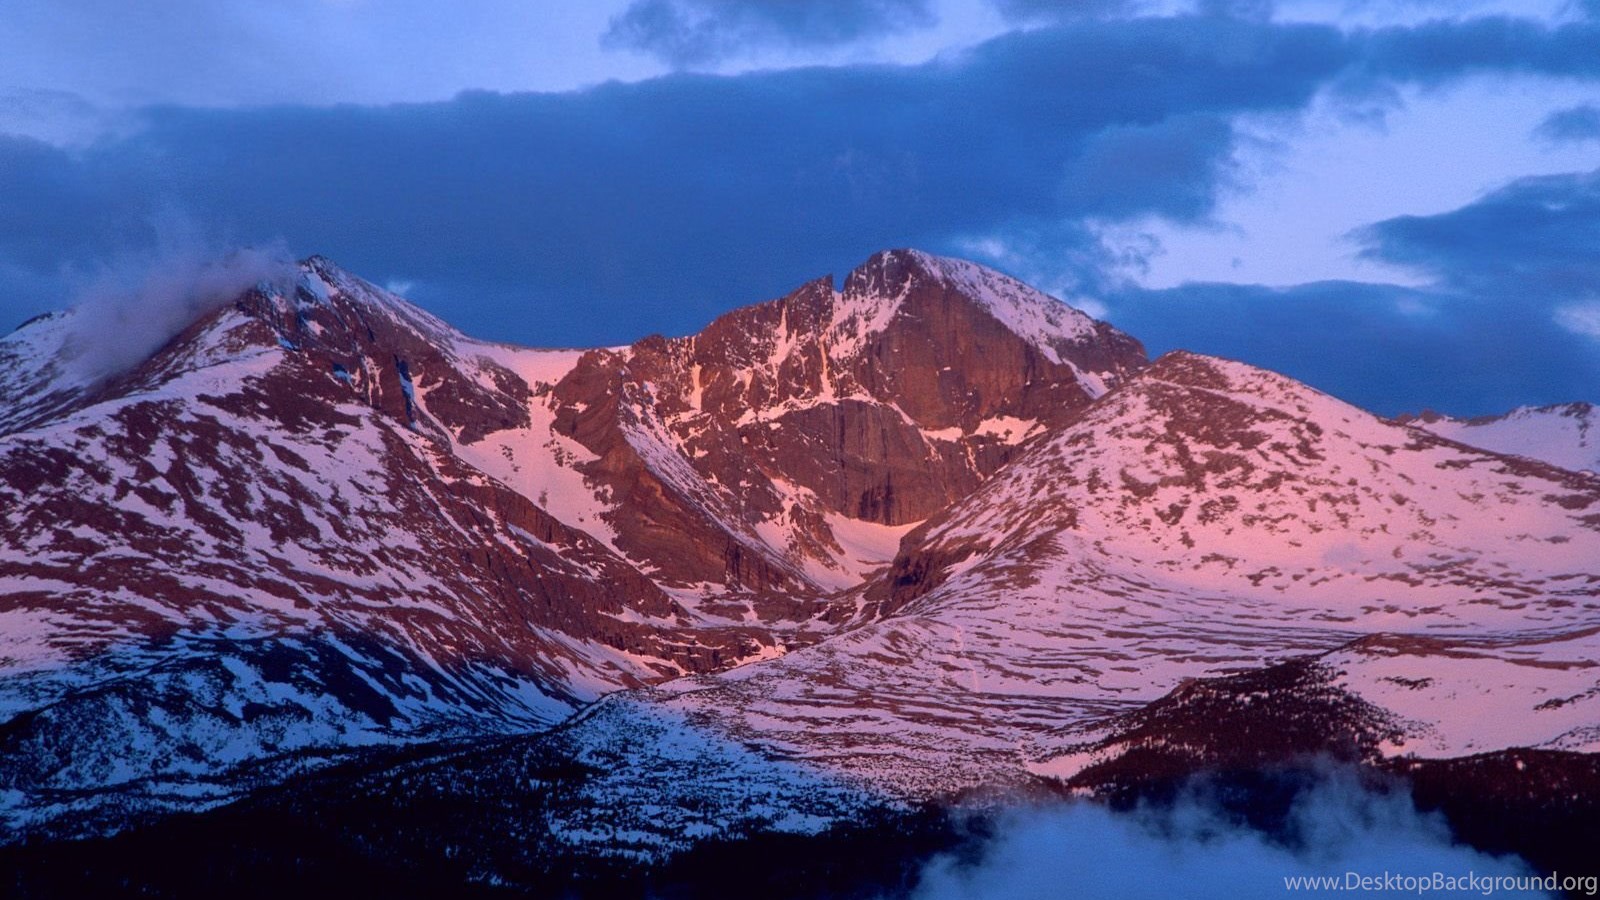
(62, 220, 296, 382)
(1132, 78, 1600, 292)
(909, 774, 1546, 900)
(1554, 300, 1600, 339)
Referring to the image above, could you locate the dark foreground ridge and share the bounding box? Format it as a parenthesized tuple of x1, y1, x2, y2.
(6, 750, 1598, 899)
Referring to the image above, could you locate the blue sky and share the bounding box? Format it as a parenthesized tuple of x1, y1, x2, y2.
(2, 0, 1598, 415)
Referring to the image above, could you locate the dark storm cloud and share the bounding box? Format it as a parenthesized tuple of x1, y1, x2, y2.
(1535, 103, 1600, 144)
(1358, 15, 1600, 82)
(1354, 168, 1600, 298)
(0, 134, 156, 281)
(987, 0, 1142, 21)
(602, 0, 936, 66)
(1104, 279, 1600, 416)
(4, 11, 1600, 415)
(0, 16, 1350, 343)
(1106, 169, 1600, 415)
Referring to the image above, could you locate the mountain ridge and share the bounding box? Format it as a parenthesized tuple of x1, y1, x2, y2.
(1399, 402, 1599, 475)
(0, 248, 1596, 877)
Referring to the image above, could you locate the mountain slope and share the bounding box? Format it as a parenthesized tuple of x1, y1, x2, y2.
(1401, 403, 1599, 474)
(624, 351, 1600, 797)
(0, 262, 734, 833)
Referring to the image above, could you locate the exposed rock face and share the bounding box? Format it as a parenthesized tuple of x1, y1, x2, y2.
(0, 264, 743, 684)
(543, 249, 1145, 601)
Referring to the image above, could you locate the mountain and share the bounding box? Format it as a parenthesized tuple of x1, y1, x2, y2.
(0, 261, 706, 834)
(0, 249, 1145, 836)
(1, 250, 1597, 893)
(1400, 403, 1600, 474)
(524, 248, 1143, 604)
(616, 350, 1600, 797)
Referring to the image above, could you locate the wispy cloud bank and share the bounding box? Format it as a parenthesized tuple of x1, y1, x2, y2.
(1554, 301, 1600, 340)
(603, 0, 937, 66)
(908, 774, 1543, 900)
(1534, 103, 1600, 144)
(1354, 168, 1600, 343)
(3, 9, 1600, 414)
(61, 226, 295, 381)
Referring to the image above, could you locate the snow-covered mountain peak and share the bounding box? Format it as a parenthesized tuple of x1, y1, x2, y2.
(1401, 401, 1599, 474)
(875, 345, 1600, 633)
(284, 256, 466, 349)
(831, 249, 1115, 371)
(0, 255, 470, 439)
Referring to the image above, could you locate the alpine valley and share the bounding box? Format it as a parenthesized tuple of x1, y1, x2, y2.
(2, 249, 1597, 896)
